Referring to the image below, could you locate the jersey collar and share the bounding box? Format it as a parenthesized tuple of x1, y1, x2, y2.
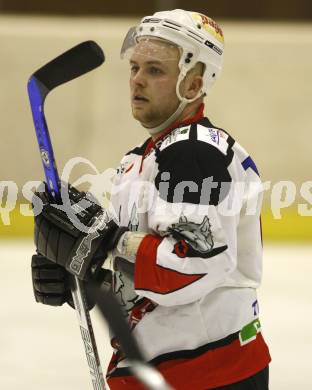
(143, 103, 205, 158)
(139, 104, 205, 173)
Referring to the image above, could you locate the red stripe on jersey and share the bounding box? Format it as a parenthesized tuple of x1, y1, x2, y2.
(134, 235, 204, 294)
(125, 162, 134, 173)
(107, 332, 271, 390)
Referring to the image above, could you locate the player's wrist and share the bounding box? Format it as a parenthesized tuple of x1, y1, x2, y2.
(116, 231, 148, 262)
(102, 231, 148, 271)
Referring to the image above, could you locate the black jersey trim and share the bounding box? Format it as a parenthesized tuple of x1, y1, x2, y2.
(154, 139, 232, 205)
(109, 331, 240, 378)
(151, 331, 239, 365)
(172, 244, 228, 259)
(189, 123, 197, 141)
(125, 137, 151, 156)
(198, 117, 214, 128)
(224, 133, 235, 149)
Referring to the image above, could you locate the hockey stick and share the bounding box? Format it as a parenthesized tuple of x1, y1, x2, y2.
(27, 41, 106, 390)
(28, 41, 172, 390)
(88, 283, 173, 390)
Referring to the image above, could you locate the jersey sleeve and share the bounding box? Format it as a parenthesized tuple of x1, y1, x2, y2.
(134, 126, 244, 306)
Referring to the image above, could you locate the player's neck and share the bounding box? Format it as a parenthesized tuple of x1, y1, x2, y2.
(151, 100, 204, 141)
(179, 100, 204, 124)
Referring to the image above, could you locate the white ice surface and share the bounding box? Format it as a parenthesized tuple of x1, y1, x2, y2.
(0, 239, 311, 390)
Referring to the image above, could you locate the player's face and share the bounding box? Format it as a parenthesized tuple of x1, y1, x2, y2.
(129, 39, 181, 128)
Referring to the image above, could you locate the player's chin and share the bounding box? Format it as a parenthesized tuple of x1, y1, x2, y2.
(131, 105, 148, 121)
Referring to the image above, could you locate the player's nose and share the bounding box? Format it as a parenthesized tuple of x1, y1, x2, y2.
(131, 69, 147, 88)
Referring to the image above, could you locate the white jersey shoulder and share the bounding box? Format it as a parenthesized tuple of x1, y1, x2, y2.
(196, 124, 229, 155)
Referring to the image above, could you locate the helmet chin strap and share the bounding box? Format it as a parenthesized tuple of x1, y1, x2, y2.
(144, 99, 188, 136)
(144, 68, 203, 137)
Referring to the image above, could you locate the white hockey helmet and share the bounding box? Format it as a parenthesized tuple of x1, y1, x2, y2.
(121, 9, 224, 134)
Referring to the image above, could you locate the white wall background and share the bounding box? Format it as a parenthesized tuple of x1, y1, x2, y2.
(0, 16, 311, 195)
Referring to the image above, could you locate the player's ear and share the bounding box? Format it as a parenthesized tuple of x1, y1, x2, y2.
(182, 62, 204, 100)
(184, 74, 203, 100)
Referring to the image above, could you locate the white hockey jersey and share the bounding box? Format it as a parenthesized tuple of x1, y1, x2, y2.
(106, 105, 271, 389)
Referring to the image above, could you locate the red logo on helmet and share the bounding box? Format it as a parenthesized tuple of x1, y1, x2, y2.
(198, 14, 223, 38)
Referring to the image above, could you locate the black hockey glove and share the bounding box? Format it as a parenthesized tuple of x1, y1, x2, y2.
(32, 253, 73, 306)
(33, 183, 127, 281)
(32, 253, 113, 308)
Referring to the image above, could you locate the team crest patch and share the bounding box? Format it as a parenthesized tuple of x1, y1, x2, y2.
(170, 215, 214, 257)
(170, 214, 228, 259)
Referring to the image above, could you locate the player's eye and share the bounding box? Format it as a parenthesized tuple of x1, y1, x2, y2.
(148, 66, 163, 75)
(130, 65, 139, 74)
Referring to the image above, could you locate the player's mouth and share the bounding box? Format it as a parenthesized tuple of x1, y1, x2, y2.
(132, 94, 149, 104)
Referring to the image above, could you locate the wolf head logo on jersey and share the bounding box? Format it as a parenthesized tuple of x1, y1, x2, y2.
(170, 215, 214, 257)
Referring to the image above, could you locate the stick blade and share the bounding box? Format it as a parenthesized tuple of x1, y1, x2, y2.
(33, 40, 105, 91)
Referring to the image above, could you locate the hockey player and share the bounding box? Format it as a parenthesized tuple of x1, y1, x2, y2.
(31, 10, 271, 389)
